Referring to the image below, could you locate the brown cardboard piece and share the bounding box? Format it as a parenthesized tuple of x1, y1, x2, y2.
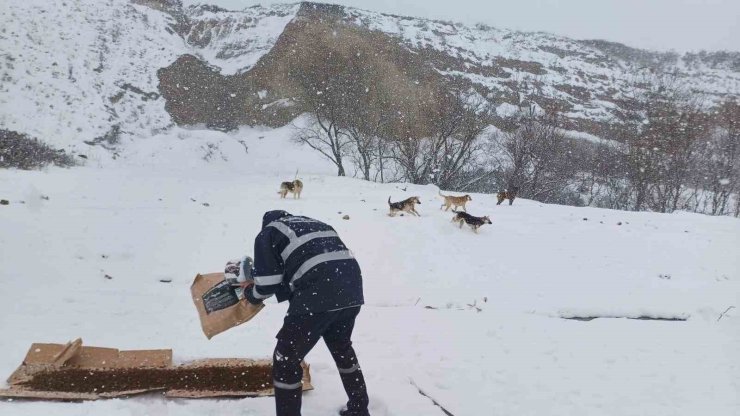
(191, 273, 265, 339)
(1, 339, 312, 401)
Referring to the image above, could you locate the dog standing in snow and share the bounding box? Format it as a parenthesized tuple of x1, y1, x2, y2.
(279, 179, 303, 199)
(496, 186, 519, 206)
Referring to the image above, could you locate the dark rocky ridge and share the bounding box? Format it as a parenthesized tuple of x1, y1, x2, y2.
(154, 1, 740, 137)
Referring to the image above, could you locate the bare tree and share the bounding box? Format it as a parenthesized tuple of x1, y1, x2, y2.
(641, 90, 708, 213)
(290, 42, 360, 176)
(390, 90, 492, 189)
(491, 106, 580, 204)
(587, 141, 632, 210)
(293, 117, 352, 176)
(344, 84, 394, 181)
(696, 100, 740, 215)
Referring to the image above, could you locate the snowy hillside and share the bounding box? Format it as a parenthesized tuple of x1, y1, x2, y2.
(0, 0, 299, 149)
(1, 129, 738, 415)
(0, 0, 187, 148)
(182, 3, 300, 75)
(2, 1, 739, 152)
(347, 7, 740, 108)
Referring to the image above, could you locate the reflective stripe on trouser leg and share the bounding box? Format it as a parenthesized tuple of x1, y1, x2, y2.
(274, 383, 302, 416)
(337, 363, 360, 374)
(328, 345, 368, 412)
(273, 346, 305, 416)
(273, 379, 302, 390)
(339, 365, 369, 412)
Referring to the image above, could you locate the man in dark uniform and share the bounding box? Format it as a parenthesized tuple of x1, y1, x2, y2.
(244, 210, 370, 416)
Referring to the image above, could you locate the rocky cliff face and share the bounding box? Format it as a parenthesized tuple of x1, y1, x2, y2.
(2, 0, 738, 150)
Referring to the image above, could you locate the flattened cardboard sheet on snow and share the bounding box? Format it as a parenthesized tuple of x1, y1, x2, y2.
(0, 388, 161, 401)
(1, 339, 312, 401)
(7, 338, 172, 386)
(164, 359, 313, 399)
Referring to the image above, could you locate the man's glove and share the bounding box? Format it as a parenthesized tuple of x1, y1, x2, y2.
(224, 256, 253, 280)
(224, 256, 253, 299)
(224, 260, 241, 280)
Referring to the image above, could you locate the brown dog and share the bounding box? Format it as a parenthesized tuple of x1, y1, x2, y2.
(451, 210, 492, 233)
(388, 196, 421, 217)
(496, 186, 519, 206)
(279, 179, 303, 199)
(439, 190, 472, 212)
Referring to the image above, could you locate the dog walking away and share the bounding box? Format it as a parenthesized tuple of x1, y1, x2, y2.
(388, 196, 422, 217)
(279, 179, 303, 199)
(451, 210, 492, 233)
(439, 190, 472, 212)
(496, 186, 519, 206)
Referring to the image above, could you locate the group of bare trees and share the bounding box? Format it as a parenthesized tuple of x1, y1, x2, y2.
(290, 32, 492, 188)
(391, 91, 491, 190)
(294, 87, 491, 189)
(696, 101, 740, 215)
(487, 108, 583, 205)
(293, 58, 740, 216)
(566, 95, 740, 216)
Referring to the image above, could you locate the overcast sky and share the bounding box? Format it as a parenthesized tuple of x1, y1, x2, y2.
(182, 0, 740, 52)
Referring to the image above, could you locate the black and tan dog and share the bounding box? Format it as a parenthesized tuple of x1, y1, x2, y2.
(496, 186, 519, 206)
(388, 196, 421, 217)
(279, 179, 303, 199)
(439, 191, 472, 212)
(451, 210, 492, 233)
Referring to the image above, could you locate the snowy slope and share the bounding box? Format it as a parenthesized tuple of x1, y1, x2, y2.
(0, 0, 187, 148)
(0, 128, 738, 415)
(183, 3, 300, 75)
(3, 1, 740, 152)
(346, 8, 740, 123)
(0, 0, 300, 149)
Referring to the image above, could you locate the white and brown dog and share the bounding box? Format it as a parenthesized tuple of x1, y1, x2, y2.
(279, 179, 303, 199)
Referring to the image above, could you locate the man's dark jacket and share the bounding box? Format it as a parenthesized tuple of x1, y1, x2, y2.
(245, 210, 364, 316)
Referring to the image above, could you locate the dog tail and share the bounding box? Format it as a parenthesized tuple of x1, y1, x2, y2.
(438, 190, 444, 197)
(388, 196, 391, 206)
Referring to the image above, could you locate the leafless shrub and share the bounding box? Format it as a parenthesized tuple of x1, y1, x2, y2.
(0, 130, 76, 170)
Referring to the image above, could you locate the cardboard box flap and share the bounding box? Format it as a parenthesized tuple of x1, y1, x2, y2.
(98, 388, 166, 398)
(0, 388, 99, 401)
(51, 338, 83, 365)
(23, 340, 82, 366)
(20, 340, 171, 369)
(116, 350, 173, 368)
(0, 388, 163, 401)
(177, 357, 267, 368)
(165, 389, 272, 399)
(66, 348, 172, 368)
(65, 346, 120, 367)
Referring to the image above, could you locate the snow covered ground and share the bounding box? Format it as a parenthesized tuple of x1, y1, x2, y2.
(0, 130, 738, 415)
